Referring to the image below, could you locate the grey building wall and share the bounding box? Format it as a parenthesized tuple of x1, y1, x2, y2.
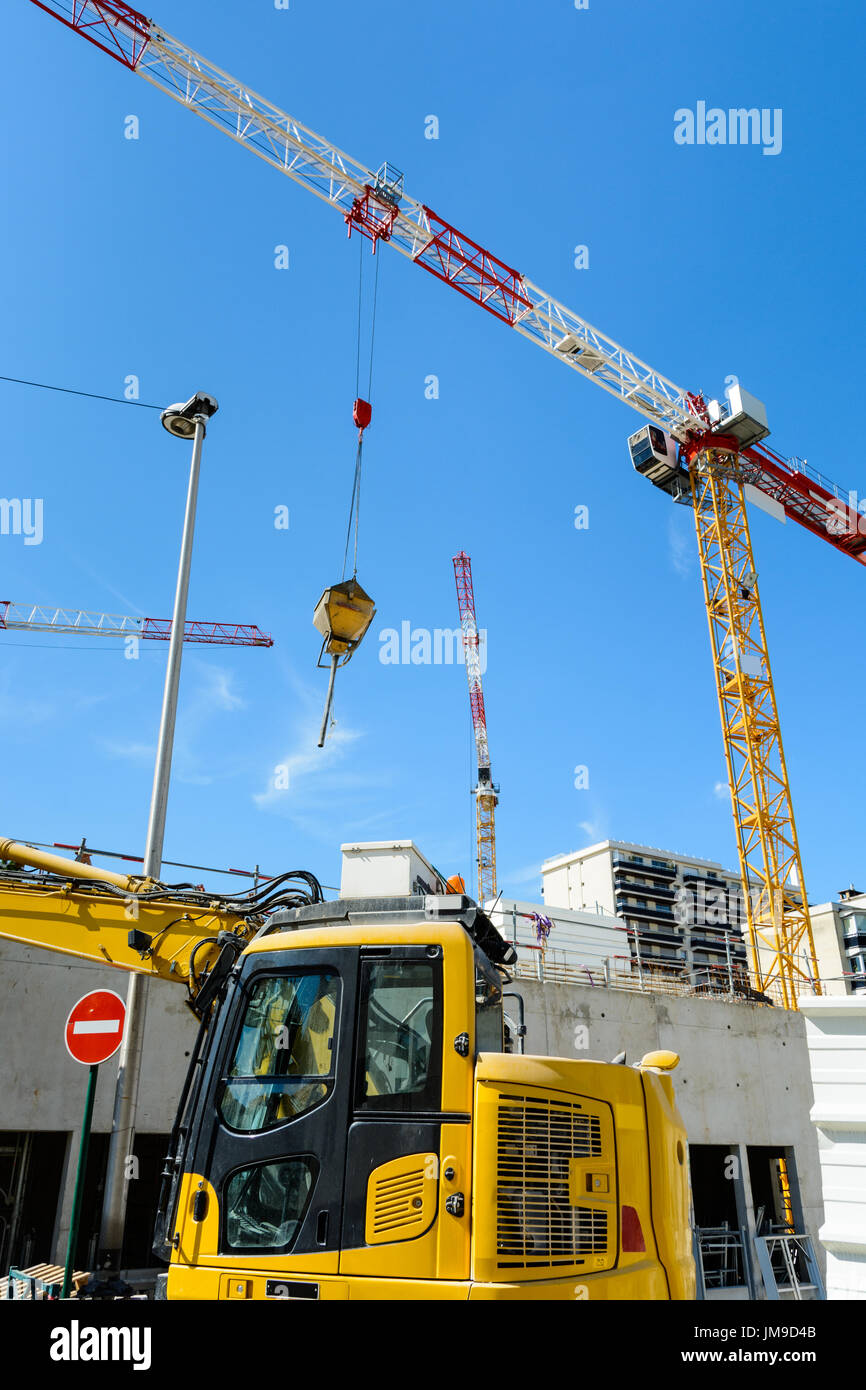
(0, 941, 199, 1265)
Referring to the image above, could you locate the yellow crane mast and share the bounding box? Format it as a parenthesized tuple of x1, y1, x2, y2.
(688, 456, 818, 1007)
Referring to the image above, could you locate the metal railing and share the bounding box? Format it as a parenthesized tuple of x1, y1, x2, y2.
(511, 943, 795, 1008)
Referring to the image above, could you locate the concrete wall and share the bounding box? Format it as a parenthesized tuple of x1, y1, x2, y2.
(1, 942, 199, 1133)
(0, 941, 199, 1263)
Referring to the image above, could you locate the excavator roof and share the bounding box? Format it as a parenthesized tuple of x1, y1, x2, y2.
(259, 893, 517, 968)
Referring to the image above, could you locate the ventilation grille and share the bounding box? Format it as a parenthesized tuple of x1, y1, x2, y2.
(496, 1094, 609, 1268)
(369, 1166, 428, 1240)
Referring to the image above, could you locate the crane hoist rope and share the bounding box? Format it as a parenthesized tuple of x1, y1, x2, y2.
(342, 242, 382, 583)
(314, 234, 383, 746)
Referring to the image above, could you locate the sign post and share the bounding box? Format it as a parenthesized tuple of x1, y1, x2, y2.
(61, 990, 126, 1299)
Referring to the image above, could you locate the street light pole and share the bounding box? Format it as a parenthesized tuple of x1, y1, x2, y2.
(97, 394, 217, 1273)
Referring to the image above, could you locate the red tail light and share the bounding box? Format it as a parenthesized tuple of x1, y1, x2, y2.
(621, 1205, 646, 1252)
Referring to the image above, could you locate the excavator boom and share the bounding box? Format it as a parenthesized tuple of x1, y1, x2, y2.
(0, 838, 320, 1010)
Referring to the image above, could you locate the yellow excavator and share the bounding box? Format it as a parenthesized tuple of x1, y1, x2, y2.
(0, 836, 694, 1301)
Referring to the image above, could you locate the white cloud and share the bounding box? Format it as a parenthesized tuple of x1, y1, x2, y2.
(99, 739, 154, 763)
(195, 666, 245, 714)
(713, 781, 728, 801)
(254, 716, 361, 809)
(579, 818, 606, 842)
(504, 862, 543, 887)
(250, 665, 404, 842)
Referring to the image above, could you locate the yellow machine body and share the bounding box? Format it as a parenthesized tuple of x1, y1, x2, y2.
(0, 840, 694, 1300)
(164, 919, 695, 1301)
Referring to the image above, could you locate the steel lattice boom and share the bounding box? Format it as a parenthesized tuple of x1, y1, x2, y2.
(27, 2, 863, 562)
(0, 601, 273, 647)
(453, 552, 497, 906)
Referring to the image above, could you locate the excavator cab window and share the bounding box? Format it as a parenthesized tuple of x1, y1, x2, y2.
(355, 954, 442, 1112)
(475, 951, 504, 1055)
(219, 971, 339, 1132)
(223, 1156, 317, 1252)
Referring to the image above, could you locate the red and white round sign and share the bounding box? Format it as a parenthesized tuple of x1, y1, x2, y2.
(64, 989, 126, 1066)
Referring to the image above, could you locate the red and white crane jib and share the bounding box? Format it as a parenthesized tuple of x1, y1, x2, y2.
(28, 0, 150, 68)
(0, 601, 273, 647)
(452, 553, 491, 776)
(26, 2, 865, 563)
(27, 0, 698, 436)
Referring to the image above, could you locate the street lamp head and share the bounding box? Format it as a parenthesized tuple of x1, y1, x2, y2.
(161, 392, 219, 440)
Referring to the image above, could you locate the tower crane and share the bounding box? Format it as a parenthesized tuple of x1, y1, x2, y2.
(453, 552, 497, 906)
(0, 600, 273, 646)
(22, 0, 865, 1007)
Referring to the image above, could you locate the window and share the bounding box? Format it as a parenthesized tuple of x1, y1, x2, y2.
(356, 956, 442, 1112)
(223, 1158, 315, 1252)
(220, 972, 339, 1132)
(476, 960, 503, 1054)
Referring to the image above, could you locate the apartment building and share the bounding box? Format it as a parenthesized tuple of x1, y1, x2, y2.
(810, 887, 866, 995)
(541, 838, 749, 984)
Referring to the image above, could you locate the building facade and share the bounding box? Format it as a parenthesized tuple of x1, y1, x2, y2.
(810, 888, 866, 996)
(541, 839, 750, 988)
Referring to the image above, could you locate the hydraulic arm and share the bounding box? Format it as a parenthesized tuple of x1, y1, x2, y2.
(0, 837, 321, 1013)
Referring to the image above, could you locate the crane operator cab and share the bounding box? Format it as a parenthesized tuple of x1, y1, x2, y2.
(155, 894, 694, 1301)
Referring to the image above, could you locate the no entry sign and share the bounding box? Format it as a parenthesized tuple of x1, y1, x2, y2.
(64, 989, 126, 1066)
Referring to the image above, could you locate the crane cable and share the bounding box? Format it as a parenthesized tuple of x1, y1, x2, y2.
(341, 242, 381, 582)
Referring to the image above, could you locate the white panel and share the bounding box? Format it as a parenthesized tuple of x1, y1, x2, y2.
(340, 840, 445, 897)
(744, 482, 786, 525)
(800, 997, 866, 1297)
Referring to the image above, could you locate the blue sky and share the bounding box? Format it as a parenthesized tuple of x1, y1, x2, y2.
(0, 0, 863, 905)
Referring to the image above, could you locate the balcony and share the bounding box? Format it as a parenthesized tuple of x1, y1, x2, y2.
(681, 869, 731, 887)
(614, 878, 677, 900)
(612, 855, 676, 882)
(626, 925, 683, 948)
(617, 900, 677, 920)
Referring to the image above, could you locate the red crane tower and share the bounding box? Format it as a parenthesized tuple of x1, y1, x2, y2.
(453, 552, 497, 906)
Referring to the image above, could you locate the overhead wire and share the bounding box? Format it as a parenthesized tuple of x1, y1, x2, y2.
(0, 374, 163, 410)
